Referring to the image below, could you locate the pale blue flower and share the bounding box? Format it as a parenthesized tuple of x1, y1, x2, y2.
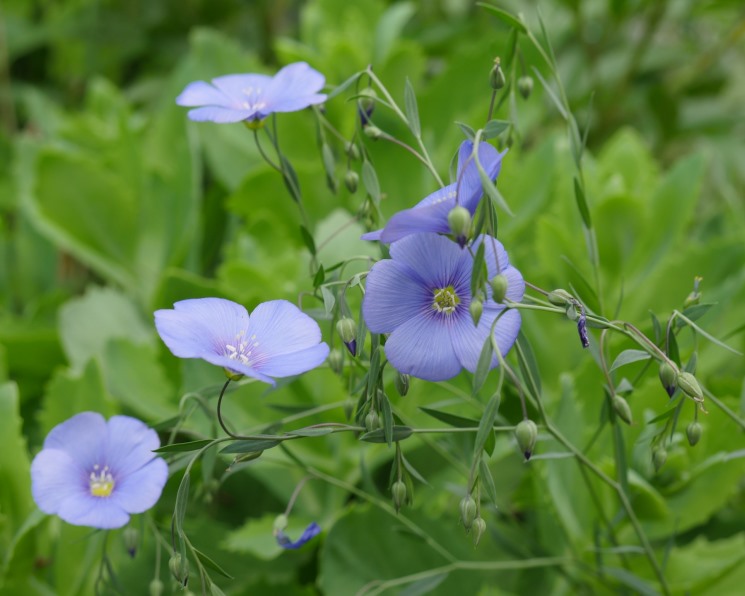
(362, 233, 524, 381)
(177, 62, 326, 123)
(31, 413, 168, 529)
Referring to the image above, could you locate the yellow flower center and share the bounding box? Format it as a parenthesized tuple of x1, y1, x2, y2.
(89, 464, 115, 497)
(432, 286, 460, 315)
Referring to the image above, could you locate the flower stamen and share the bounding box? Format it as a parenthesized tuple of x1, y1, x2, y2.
(89, 464, 115, 497)
(432, 286, 460, 315)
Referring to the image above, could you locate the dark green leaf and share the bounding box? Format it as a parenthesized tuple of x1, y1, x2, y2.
(280, 156, 302, 202)
(360, 426, 413, 443)
(153, 440, 215, 454)
(300, 225, 316, 255)
(174, 470, 190, 535)
(515, 331, 542, 397)
(678, 303, 717, 326)
(476, 156, 513, 215)
(483, 120, 510, 139)
(193, 547, 234, 580)
(470, 241, 486, 297)
(380, 392, 394, 446)
(473, 336, 493, 395)
(327, 71, 364, 101)
(573, 177, 592, 228)
(609, 349, 652, 373)
(313, 265, 325, 288)
(479, 459, 498, 506)
(532, 67, 568, 120)
(473, 391, 501, 457)
(220, 438, 282, 454)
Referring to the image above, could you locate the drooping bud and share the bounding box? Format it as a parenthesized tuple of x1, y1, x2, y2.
(123, 527, 139, 558)
(394, 372, 410, 397)
(447, 205, 471, 248)
(577, 311, 590, 348)
(515, 419, 538, 460)
(336, 317, 357, 356)
(678, 372, 703, 403)
(169, 553, 189, 586)
(652, 446, 667, 472)
(683, 276, 703, 308)
(149, 579, 164, 596)
(328, 349, 344, 375)
(365, 410, 380, 432)
(472, 517, 487, 546)
(658, 362, 678, 398)
(459, 495, 477, 530)
(469, 298, 483, 326)
(345, 141, 361, 161)
(344, 170, 359, 193)
(490, 274, 508, 303)
(273, 514, 289, 533)
(358, 88, 377, 125)
(363, 125, 382, 139)
(489, 57, 506, 90)
(391, 480, 407, 512)
(547, 289, 573, 306)
(686, 421, 702, 446)
(517, 75, 534, 99)
(612, 395, 632, 425)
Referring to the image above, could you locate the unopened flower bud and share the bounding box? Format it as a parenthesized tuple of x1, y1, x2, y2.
(678, 372, 703, 403)
(149, 579, 164, 596)
(273, 514, 288, 533)
(490, 274, 508, 303)
(344, 170, 359, 193)
(489, 57, 506, 90)
(363, 125, 382, 139)
(345, 141, 361, 161)
(683, 276, 703, 308)
(336, 317, 357, 356)
(658, 362, 678, 398)
(565, 304, 578, 321)
(686, 421, 702, 446)
(515, 419, 538, 460)
(328, 348, 344, 374)
(472, 517, 487, 546)
(469, 298, 483, 326)
(394, 372, 410, 397)
(358, 88, 377, 124)
(169, 553, 189, 586)
(447, 205, 471, 247)
(547, 289, 573, 306)
(612, 395, 632, 425)
(577, 311, 589, 348)
(652, 446, 667, 472)
(459, 495, 477, 530)
(392, 480, 407, 511)
(123, 527, 139, 558)
(365, 410, 380, 432)
(517, 75, 534, 99)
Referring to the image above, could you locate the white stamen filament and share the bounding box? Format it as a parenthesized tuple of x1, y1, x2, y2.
(89, 464, 115, 497)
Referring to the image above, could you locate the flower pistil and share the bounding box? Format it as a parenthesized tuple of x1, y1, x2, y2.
(432, 286, 460, 315)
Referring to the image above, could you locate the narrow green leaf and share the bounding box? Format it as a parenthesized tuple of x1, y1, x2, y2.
(470, 241, 486, 297)
(666, 319, 681, 366)
(419, 407, 480, 428)
(300, 225, 316, 255)
(399, 573, 449, 596)
(380, 392, 394, 447)
(573, 177, 592, 228)
(404, 78, 421, 138)
(281, 156, 302, 202)
(154, 439, 215, 454)
(367, 347, 381, 398)
(313, 265, 325, 288)
(455, 121, 475, 140)
(174, 470, 190, 535)
(320, 286, 335, 315)
(601, 567, 659, 596)
(503, 28, 519, 68)
(220, 438, 282, 454)
(473, 391, 501, 457)
(476, 3, 527, 33)
(193, 547, 234, 580)
(476, 157, 513, 215)
(359, 426, 413, 443)
(678, 303, 717, 326)
(609, 349, 652, 373)
(473, 336, 493, 395)
(321, 143, 336, 192)
(479, 459, 498, 506)
(401, 453, 429, 485)
(327, 71, 364, 101)
(515, 331, 541, 397)
(285, 427, 335, 437)
(532, 67, 568, 120)
(361, 160, 381, 205)
(650, 311, 662, 343)
(537, 9, 558, 68)
(483, 120, 510, 139)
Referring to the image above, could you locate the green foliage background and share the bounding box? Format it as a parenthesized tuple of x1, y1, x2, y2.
(1, 0, 744, 594)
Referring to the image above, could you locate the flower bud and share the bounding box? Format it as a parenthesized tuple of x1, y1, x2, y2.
(123, 527, 139, 558)
(517, 75, 534, 99)
(577, 312, 589, 348)
(149, 579, 164, 596)
(686, 421, 702, 446)
(489, 57, 506, 90)
(344, 170, 359, 193)
(345, 141, 361, 161)
(459, 495, 477, 530)
(612, 395, 632, 425)
(391, 480, 407, 511)
(328, 348, 344, 375)
(472, 517, 487, 546)
(652, 446, 667, 472)
(684, 276, 703, 308)
(515, 419, 538, 460)
(658, 362, 678, 398)
(363, 125, 382, 139)
(365, 410, 380, 432)
(169, 553, 189, 586)
(336, 317, 357, 356)
(678, 372, 703, 403)
(469, 298, 483, 326)
(490, 274, 508, 303)
(447, 205, 471, 247)
(547, 289, 573, 306)
(358, 88, 377, 124)
(394, 372, 410, 397)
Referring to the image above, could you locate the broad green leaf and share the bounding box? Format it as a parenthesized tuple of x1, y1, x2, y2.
(609, 349, 652, 373)
(220, 438, 282, 454)
(373, 2, 416, 65)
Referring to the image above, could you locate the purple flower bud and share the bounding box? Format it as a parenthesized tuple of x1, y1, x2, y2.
(275, 522, 321, 549)
(577, 311, 590, 348)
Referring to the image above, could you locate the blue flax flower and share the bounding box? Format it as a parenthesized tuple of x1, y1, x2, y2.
(275, 522, 321, 550)
(362, 141, 505, 244)
(176, 62, 326, 123)
(31, 412, 168, 529)
(154, 298, 329, 385)
(363, 233, 524, 381)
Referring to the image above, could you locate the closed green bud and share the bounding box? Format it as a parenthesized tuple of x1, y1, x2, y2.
(345, 141, 361, 161)
(489, 57, 506, 90)
(273, 514, 288, 532)
(337, 317, 356, 343)
(517, 75, 534, 99)
(344, 170, 359, 193)
(547, 289, 573, 306)
(394, 372, 410, 397)
(469, 298, 483, 326)
(358, 88, 377, 117)
(652, 446, 667, 472)
(447, 205, 471, 247)
(363, 125, 382, 139)
(392, 480, 407, 511)
(658, 362, 678, 397)
(169, 553, 188, 586)
(490, 274, 508, 303)
(365, 410, 380, 432)
(678, 372, 703, 403)
(472, 517, 487, 546)
(123, 527, 139, 558)
(683, 276, 703, 308)
(459, 495, 477, 530)
(149, 579, 164, 596)
(328, 349, 344, 374)
(515, 419, 538, 460)
(612, 395, 633, 425)
(686, 421, 702, 446)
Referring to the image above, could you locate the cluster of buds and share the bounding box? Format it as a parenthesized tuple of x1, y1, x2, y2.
(658, 361, 706, 409)
(169, 552, 189, 587)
